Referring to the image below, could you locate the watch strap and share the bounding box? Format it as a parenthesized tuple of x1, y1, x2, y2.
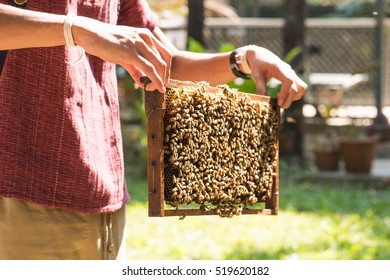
(229, 50, 250, 80)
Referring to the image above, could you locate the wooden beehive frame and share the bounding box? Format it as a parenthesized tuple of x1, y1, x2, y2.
(145, 80, 279, 217)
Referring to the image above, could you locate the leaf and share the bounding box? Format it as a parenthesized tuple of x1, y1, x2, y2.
(187, 37, 205, 53)
(284, 45, 303, 64)
(218, 42, 235, 53)
(267, 85, 280, 99)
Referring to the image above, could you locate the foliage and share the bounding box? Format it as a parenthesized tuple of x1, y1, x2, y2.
(187, 37, 205, 53)
(125, 177, 390, 260)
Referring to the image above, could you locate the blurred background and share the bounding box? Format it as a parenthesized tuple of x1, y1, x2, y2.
(118, 0, 390, 260)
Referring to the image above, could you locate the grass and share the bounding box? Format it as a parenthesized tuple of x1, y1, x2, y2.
(124, 176, 390, 260)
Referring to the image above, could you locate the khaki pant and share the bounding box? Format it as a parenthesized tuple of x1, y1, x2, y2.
(0, 197, 126, 260)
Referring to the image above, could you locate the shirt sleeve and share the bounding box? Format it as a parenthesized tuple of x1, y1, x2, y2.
(117, 0, 159, 30)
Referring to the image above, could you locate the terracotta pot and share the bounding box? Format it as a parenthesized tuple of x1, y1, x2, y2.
(339, 136, 378, 173)
(279, 130, 295, 155)
(313, 148, 340, 171)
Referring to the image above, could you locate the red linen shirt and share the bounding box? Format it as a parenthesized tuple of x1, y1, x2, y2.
(0, 0, 157, 213)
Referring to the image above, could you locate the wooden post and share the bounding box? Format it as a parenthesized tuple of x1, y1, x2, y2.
(282, 0, 306, 164)
(368, 0, 390, 140)
(187, 0, 205, 48)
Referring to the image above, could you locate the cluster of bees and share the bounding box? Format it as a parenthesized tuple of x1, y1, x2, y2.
(163, 82, 278, 217)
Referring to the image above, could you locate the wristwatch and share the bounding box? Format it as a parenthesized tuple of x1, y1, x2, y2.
(229, 47, 252, 80)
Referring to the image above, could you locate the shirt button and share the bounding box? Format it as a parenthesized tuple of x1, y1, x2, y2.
(108, 243, 115, 253)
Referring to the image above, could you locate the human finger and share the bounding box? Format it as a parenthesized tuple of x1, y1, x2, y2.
(114, 27, 166, 92)
(251, 70, 268, 96)
(147, 33, 172, 85)
(124, 65, 148, 89)
(269, 63, 303, 108)
(123, 58, 162, 92)
(292, 77, 308, 101)
(134, 43, 167, 92)
(137, 29, 171, 86)
(278, 77, 295, 108)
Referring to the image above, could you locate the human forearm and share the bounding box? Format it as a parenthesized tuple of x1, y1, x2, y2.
(169, 45, 308, 108)
(152, 27, 234, 86)
(0, 4, 171, 92)
(170, 51, 236, 86)
(0, 4, 65, 50)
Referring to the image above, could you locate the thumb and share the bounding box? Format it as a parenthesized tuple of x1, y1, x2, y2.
(252, 70, 268, 96)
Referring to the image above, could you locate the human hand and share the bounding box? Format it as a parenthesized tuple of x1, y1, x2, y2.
(245, 46, 307, 109)
(72, 17, 171, 92)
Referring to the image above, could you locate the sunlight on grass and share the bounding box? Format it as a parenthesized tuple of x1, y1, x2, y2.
(124, 179, 390, 260)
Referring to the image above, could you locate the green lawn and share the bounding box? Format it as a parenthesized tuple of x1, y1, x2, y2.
(124, 177, 390, 260)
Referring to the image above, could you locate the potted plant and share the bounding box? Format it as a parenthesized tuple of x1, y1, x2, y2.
(338, 126, 379, 173)
(313, 128, 340, 171)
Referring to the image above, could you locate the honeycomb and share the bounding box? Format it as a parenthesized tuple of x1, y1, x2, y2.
(162, 81, 278, 217)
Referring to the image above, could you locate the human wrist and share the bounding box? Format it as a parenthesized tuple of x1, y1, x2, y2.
(63, 13, 77, 46)
(68, 15, 87, 47)
(70, 16, 107, 50)
(229, 45, 254, 79)
(239, 45, 252, 75)
(235, 45, 253, 75)
(63, 14, 86, 65)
